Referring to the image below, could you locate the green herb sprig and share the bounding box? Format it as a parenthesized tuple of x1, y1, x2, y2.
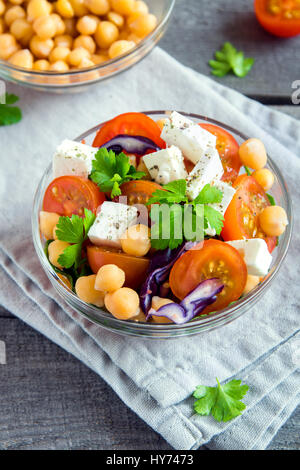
(90, 148, 145, 198)
(193, 377, 249, 422)
(209, 42, 254, 78)
(0, 93, 22, 126)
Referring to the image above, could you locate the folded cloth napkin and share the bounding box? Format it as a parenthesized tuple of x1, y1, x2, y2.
(0, 48, 299, 450)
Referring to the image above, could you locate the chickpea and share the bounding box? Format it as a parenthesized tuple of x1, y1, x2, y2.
(108, 39, 134, 58)
(10, 18, 33, 45)
(107, 11, 124, 28)
(73, 34, 96, 53)
(76, 14, 98, 35)
(239, 138, 267, 170)
(111, 0, 135, 16)
(77, 56, 94, 67)
(33, 15, 56, 39)
(75, 275, 105, 307)
(132, 308, 146, 322)
(259, 205, 288, 237)
(64, 17, 76, 36)
(0, 0, 5, 16)
(4, 5, 26, 27)
(69, 0, 89, 16)
(136, 158, 151, 179)
(9, 0, 25, 5)
(49, 59, 69, 70)
(0, 33, 19, 60)
(56, 0, 74, 18)
(243, 275, 260, 296)
(56, 272, 72, 290)
(40, 211, 60, 239)
(50, 13, 66, 35)
(156, 118, 167, 131)
(95, 264, 125, 292)
(33, 58, 50, 70)
(128, 13, 157, 38)
(252, 168, 274, 191)
(68, 46, 90, 66)
(54, 33, 73, 48)
(94, 21, 119, 49)
(85, 0, 110, 16)
(104, 287, 140, 320)
(121, 224, 151, 257)
(91, 52, 107, 63)
(48, 240, 70, 269)
(133, 0, 148, 15)
(27, 0, 52, 22)
(30, 35, 54, 58)
(151, 296, 174, 324)
(0, 18, 6, 35)
(126, 32, 140, 43)
(9, 48, 33, 68)
(49, 45, 70, 62)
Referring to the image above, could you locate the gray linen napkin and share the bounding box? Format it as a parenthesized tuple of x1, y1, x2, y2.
(0, 48, 299, 450)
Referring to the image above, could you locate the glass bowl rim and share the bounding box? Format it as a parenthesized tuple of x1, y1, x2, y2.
(32, 110, 293, 335)
(0, 0, 176, 77)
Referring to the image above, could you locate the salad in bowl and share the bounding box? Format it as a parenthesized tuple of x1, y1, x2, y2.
(33, 110, 291, 336)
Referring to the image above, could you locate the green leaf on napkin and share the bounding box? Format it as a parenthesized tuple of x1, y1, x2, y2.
(193, 377, 249, 422)
(0, 93, 22, 126)
(209, 42, 254, 78)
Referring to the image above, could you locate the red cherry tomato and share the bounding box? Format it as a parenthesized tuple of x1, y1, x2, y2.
(254, 0, 300, 37)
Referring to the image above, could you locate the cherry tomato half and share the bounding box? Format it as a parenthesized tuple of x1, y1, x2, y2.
(117, 180, 163, 206)
(254, 0, 300, 37)
(43, 176, 105, 217)
(92, 112, 166, 149)
(87, 245, 150, 289)
(200, 123, 241, 184)
(221, 175, 277, 253)
(169, 239, 247, 314)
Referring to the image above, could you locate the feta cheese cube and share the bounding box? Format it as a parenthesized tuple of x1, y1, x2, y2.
(161, 111, 217, 165)
(88, 202, 138, 249)
(53, 139, 97, 179)
(142, 145, 187, 185)
(210, 180, 236, 216)
(226, 239, 272, 276)
(186, 147, 224, 200)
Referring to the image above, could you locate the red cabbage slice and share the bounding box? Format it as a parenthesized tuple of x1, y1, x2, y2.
(100, 134, 160, 155)
(140, 242, 197, 314)
(147, 278, 224, 325)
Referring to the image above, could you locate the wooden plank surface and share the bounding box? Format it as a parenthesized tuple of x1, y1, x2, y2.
(160, 0, 300, 100)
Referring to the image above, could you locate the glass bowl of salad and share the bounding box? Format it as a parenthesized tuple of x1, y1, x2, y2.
(0, 0, 175, 93)
(32, 111, 292, 338)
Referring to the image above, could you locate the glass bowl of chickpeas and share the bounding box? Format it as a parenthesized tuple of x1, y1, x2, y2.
(0, 0, 175, 92)
(32, 112, 292, 338)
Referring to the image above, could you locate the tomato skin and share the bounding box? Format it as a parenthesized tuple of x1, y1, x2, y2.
(169, 240, 247, 314)
(116, 180, 163, 206)
(87, 245, 150, 289)
(92, 112, 166, 149)
(221, 175, 277, 253)
(200, 123, 241, 184)
(43, 176, 105, 217)
(254, 0, 300, 37)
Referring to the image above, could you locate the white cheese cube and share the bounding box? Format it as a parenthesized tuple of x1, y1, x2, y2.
(88, 202, 138, 249)
(53, 139, 97, 179)
(161, 111, 217, 165)
(142, 145, 187, 185)
(226, 239, 272, 277)
(210, 180, 236, 216)
(186, 147, 224, 200)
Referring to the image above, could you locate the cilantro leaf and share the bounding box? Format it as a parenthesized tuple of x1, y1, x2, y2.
(193, 184, 223, 205)
(0, 93, 22, 126)
(193, 378, 249, 422)
(90, 148, 145, 198)
(150, 204, 184, 251)
(163, 180, 187, 196)
(266, 193, 276, 206)
(147, 179, 188, 206)
(244, 165, 252, 176)
(209, 42, 254, 78)
(55, 209, 95, 270)
(204, 206, 224, 235)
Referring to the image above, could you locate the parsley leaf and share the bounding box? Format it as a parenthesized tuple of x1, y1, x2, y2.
(266, 193, 276, 206)
(193, 184, 223, 205)
(209, 42, 254, 78)
(55, 208, 95, 270)
(0, 93, 22, 126)
(90, 148, 145, 198)
(204, 206, 224, 235)
(193, 378, 249, 422)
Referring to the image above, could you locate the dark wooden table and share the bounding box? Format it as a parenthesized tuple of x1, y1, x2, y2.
(0, 0, 299, 450)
